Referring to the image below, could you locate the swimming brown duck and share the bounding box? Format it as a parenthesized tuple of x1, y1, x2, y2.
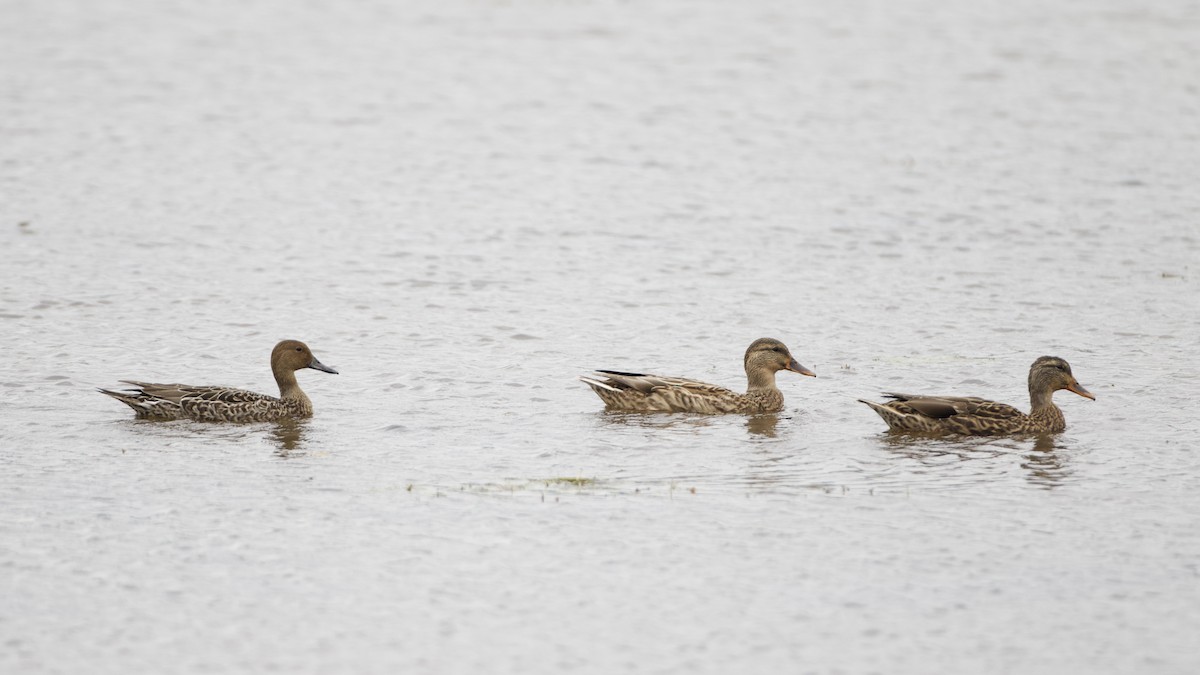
(859, 355, 1094, 435)
(579, 337, 816, 413)
(99, 340, 338, 422)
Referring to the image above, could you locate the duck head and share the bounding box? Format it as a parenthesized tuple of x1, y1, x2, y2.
(272, 340, 339, 375)
(744, 337, 816, 380)
(1029, 356, 1092, 400)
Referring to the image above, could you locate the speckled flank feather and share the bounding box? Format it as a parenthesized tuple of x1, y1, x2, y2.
(580, 338, 815, 414)
(99, 340, 337, 423)
(859, 356, 1094, 435)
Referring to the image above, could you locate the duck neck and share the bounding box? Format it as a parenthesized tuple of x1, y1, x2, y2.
(746, 368, 778, 392)
(1027, 391, 1065, 431)
(1029, 386, 1056, 413)
(275, 368, 307, 402)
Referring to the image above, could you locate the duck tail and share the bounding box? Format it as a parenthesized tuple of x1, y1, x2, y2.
(578, 375, 619, 392)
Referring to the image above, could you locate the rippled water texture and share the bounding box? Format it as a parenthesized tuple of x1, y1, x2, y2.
(3, 0, 1199, 673)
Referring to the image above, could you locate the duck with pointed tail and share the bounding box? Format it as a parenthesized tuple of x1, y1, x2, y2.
(99, 340, 338, 422)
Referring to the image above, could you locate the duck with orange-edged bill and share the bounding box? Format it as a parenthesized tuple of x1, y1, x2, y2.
(859, 355, 1093, 435)
(580, 337, 816, 414)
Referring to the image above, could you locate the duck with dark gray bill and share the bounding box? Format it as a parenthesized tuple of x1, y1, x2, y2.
(579, 338, 816, 413)
(99, 339, 338, 422)
(859, 355, 1094, 434)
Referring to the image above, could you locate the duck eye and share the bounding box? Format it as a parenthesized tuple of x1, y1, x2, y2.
(296, 347, 303, 352)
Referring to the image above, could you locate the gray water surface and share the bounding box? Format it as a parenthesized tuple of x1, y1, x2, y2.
(3, 1, 1200, 673)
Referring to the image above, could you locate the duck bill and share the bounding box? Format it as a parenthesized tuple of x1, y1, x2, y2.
(308, 357, 339, 375)
(1067, 381, 1094, 400)
(787, 359, 816, 378)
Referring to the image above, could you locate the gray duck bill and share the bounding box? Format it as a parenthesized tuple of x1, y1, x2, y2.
(309, 358, 338, 374)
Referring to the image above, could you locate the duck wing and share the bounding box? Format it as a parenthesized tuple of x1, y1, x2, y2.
(115, 380, 196, 405)
(118, 381, 273, 404)
(581, 370, 741, 413)
(181, 387, 276, 405)
(881, 393, 1024, 419)
(862, 392, 1027, 434)
(592, 370, 725, 393)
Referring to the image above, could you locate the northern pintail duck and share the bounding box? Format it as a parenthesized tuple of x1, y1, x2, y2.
(859, 356, 1094, 434)
(580, 338, 816, 413)
(99, 340, 338, 422)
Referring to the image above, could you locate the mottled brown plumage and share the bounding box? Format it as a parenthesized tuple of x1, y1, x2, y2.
(859, 356, 1094, 435)
(580, 338, 816, 413)
(99, 340, 338, 422)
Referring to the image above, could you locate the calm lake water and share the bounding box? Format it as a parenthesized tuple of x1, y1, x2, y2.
(3, 0, 1199, 673)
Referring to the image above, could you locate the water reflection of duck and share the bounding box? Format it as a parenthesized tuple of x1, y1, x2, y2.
(859, 356, 1093, 435)
(745, 414, 780, 438)
(1022, 434, 1073, 489)
(874, 432, 1075, 489)
(99, 340, 338, 422)
(270, 419, 308, 456)
(579, 338, 815, 413)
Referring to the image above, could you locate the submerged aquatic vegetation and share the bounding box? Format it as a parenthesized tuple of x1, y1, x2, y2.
(542, 477, 598, 487)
